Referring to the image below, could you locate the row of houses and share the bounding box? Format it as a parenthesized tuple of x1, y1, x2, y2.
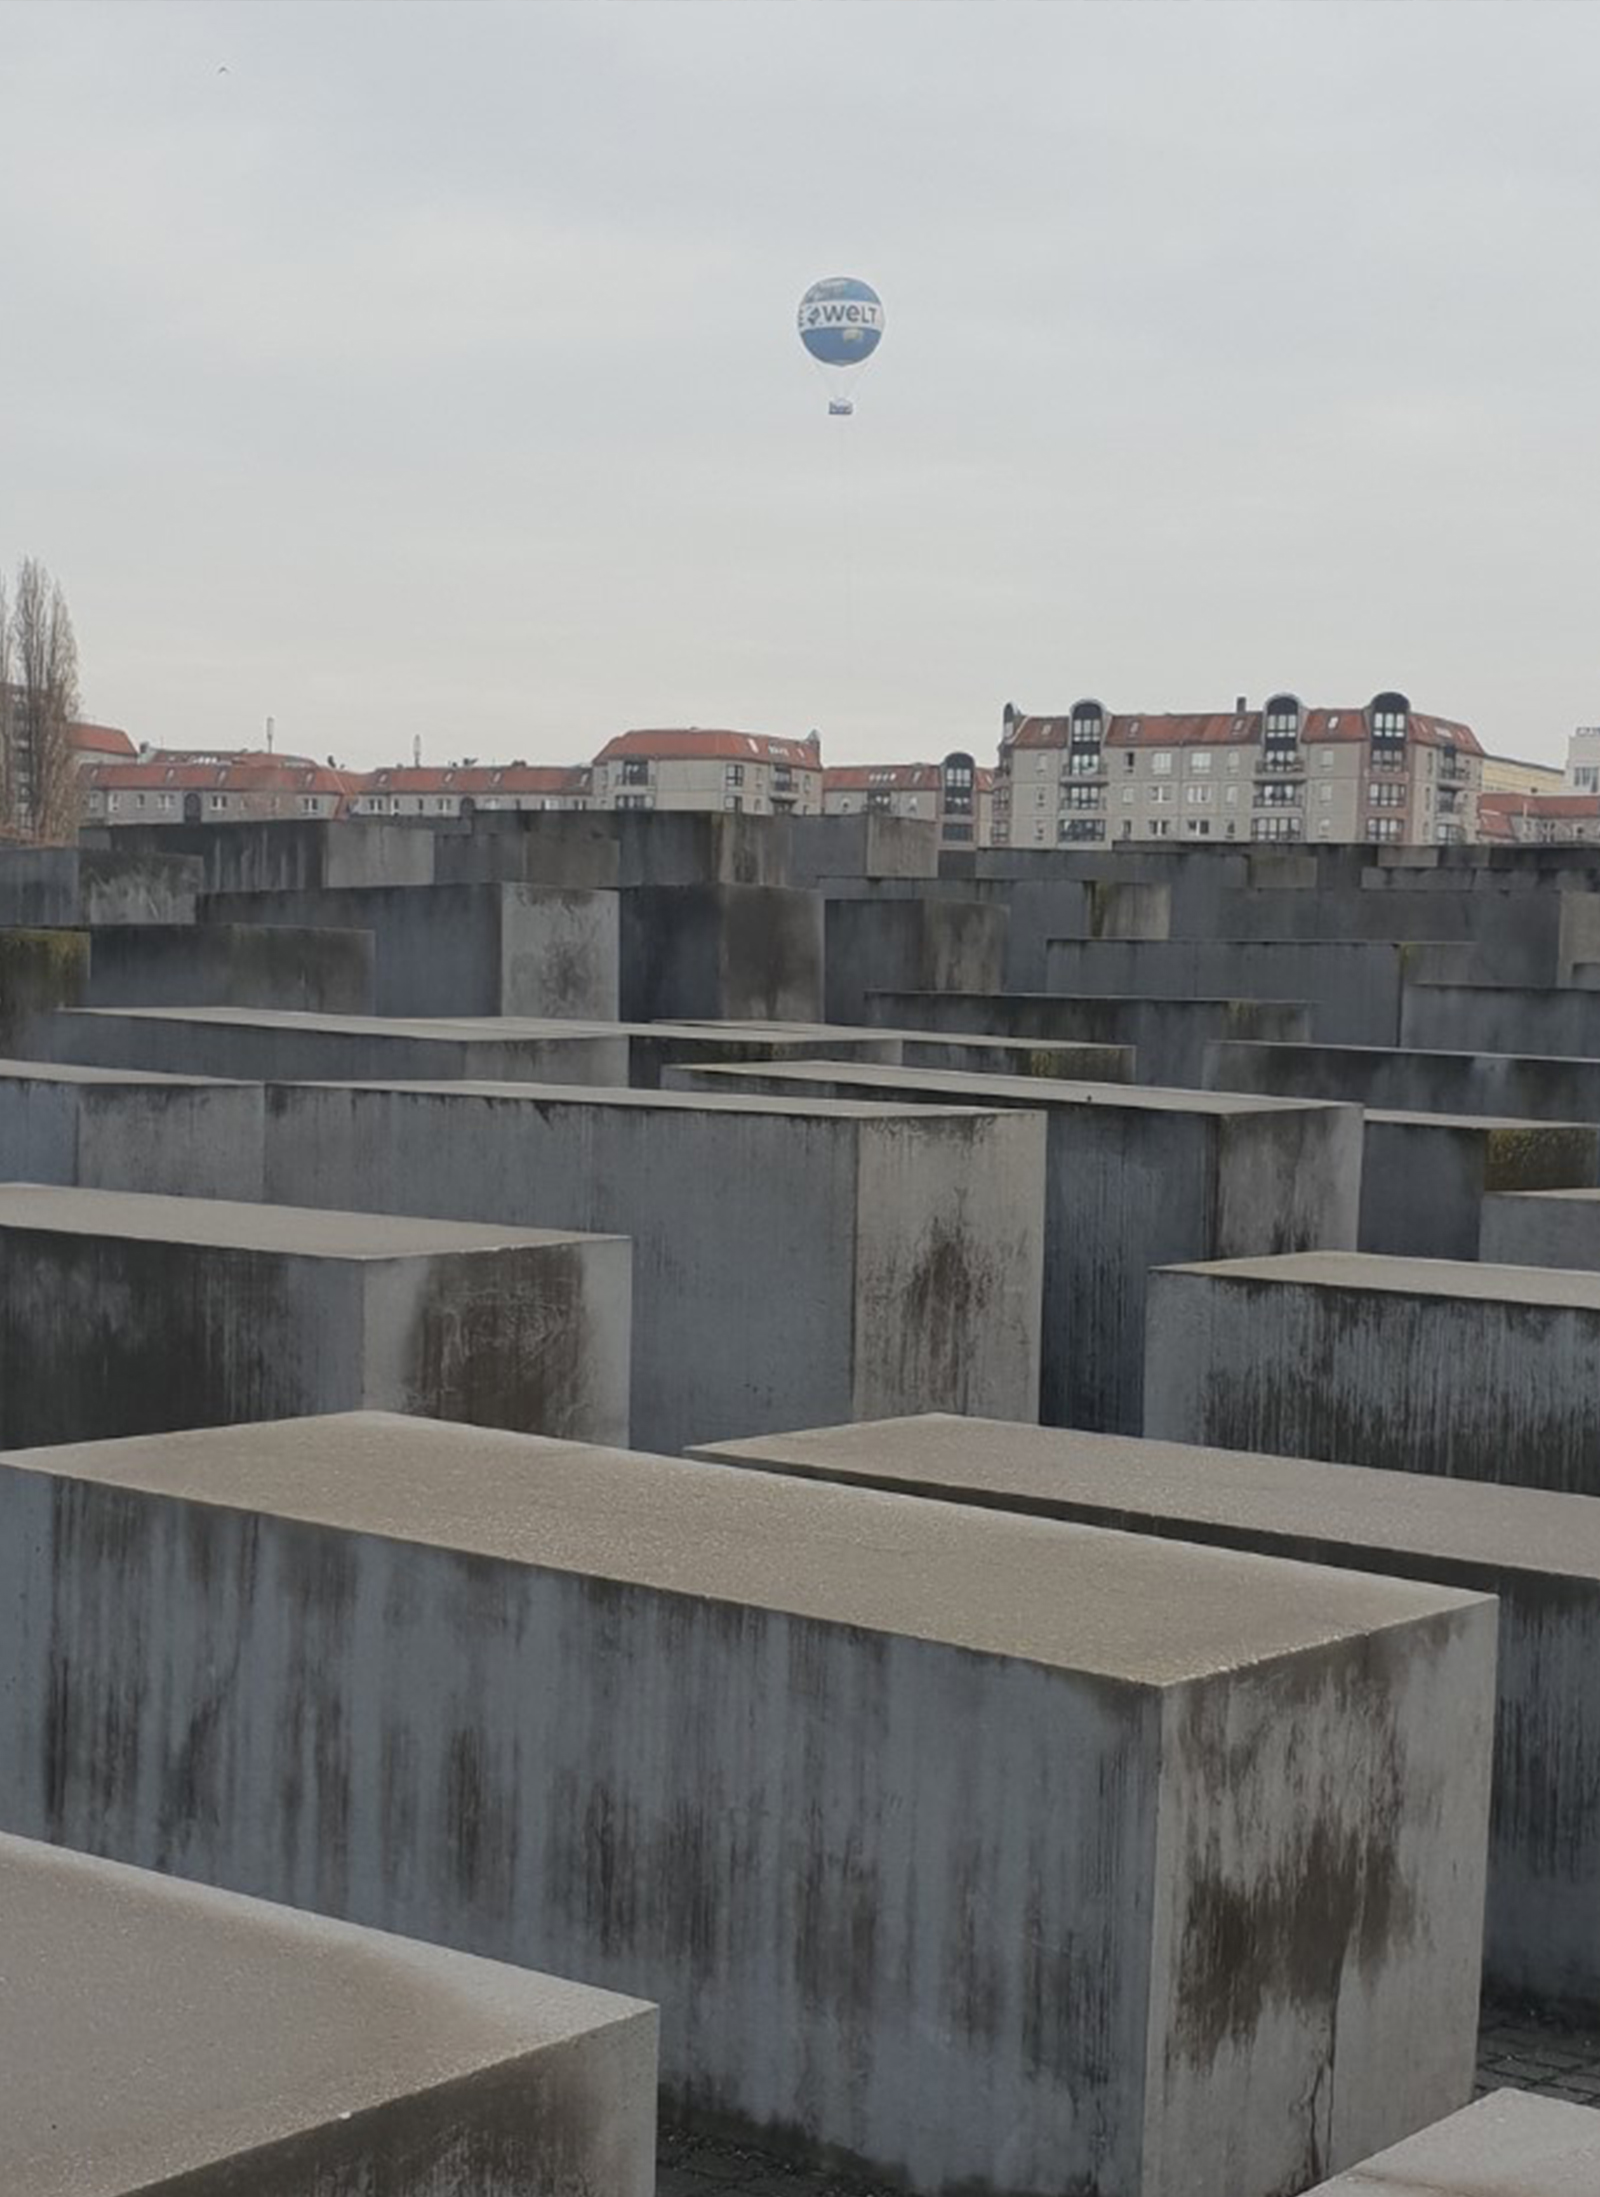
(70, 695, 1599, 847)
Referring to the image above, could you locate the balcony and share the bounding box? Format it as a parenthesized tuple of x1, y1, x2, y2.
(1254, 750, 1306, 779)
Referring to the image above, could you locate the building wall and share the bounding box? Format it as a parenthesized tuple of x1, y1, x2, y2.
(592, 755, 822, 816)
(994, 703, 1481, 848)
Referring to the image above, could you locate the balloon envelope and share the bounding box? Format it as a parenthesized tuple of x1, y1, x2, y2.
(797, 277, 884, 366)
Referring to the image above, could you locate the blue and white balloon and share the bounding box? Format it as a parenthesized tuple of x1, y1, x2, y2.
(797, 276, 884, 415)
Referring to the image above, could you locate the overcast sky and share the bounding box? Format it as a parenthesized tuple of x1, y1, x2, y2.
(4, 0, 1598, 769)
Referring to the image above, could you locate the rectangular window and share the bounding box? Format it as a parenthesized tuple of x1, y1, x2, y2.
(725, 765, 744, 787)
(615, 793, 654, 810)
(1149, 784, 1171, 804)
(1121, 786, 1136, 805)
(1189, 752, 1212, 774)
(724, 794, 743, 812)
(1185, 785, 1212, 806)
(621, 759, 651, 787)
(1151, 752, 1173, 775)
(1319, 748, 1335, 769)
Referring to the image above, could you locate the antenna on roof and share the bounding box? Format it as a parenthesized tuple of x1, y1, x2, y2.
(265, 715, 274, 756)
(413, 735, 421, 768)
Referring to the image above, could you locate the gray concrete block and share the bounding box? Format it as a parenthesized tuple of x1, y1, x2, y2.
(869, 989, 1313, 1087)
(86, 922, 375, 1013)
(619, 885, 823, 1022)
(200, 884, 619, 1019)
(0, 1828, 656, 2197)
(785, 813, 940, 883)
(1403, 982, 1600, 1059)
(437, 811, 792, 890)
(1304, 2089, 1600, 2194)
(1145, 1251, 1600, 1493)
(0, 1412, 1498, 2197)
(1482, 1187, 1600, 1271)
(0, 845, 203, 927)
(0, 1184, 630, 1447)
(34, 1005, 630, 1086)
(692, 1411, 1600, 2012)
(262, 1082, 1045, 1454)
(825, 896, 1006, 1025)
(0, 928, 89, 1054)
(0, 1060, 267, 1200)
(1043, 937, 1470, 1046)
(1362, 1112, 1600, 1259)
(86, 817, 437, 892)
(663, 1060, 1360, 1434)
(632, 1016, 1135, 1086)
(1208, 1039, 1600, 1123)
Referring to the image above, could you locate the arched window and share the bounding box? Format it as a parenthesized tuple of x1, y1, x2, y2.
(1067, 698, 1105, 777)
(941, 751, 976, 818)
(1369, 691, 1410, 765)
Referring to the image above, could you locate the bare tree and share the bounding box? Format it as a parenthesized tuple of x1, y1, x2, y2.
(0, 573, 11, 838)
(5, 558, 81, 844)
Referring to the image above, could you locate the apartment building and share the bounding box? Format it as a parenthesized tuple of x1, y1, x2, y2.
(823, 753, 997, 846)
(1480, 792, 1600, 846)
(348, 764, 590, 819)
(591, 728, 823, 815)
(81, 751, 353, 825)
(992, 693, 1483, 848)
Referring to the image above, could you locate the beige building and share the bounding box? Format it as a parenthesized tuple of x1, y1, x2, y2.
(1482, 753, 1563, 798)
(82, 750, 353, 826)
(348, 764, 590, 819)
(993, 693, 1483, 848)
(591, 728, 823, 816)
(823, 754, 996, 847)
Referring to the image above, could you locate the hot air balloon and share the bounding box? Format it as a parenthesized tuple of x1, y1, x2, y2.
(797, 276, 884, 416)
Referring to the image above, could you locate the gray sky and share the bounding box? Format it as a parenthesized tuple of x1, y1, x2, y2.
(4, 0, 1598, 769)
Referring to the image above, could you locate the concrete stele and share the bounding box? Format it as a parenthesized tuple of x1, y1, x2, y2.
(1303, 2088, 1600, 2194)
(0, 1829, 656, 2197)
(0, 1412, 1497, 2197)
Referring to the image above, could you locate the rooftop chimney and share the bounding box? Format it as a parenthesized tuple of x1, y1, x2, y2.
(1235, 696, 1247, 714)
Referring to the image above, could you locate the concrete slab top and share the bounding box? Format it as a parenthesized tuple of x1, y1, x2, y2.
(0, 1183, 622, 1261)
(1157, 1248, 1600, 1309)
(673, 1059, 1344, 1117)
(0, 1056, 246, 1088)
(59, 1006, 624, 1040)
(292, 1076, 1018, 1121)
(1306, 2086, 1600, 2192)
(691, 1414, 1600, 1586)
(1486, 1187, 1600, 1204)
(1365, 1108, 1599, 1135)
(0, 1413, 1490, 1687)
(0, 1830, 652, 2197)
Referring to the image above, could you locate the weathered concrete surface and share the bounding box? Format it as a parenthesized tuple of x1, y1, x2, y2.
(86, 922, 375, 1014)
(620, 886, 823, 1022)
(200, 884, 619, 1019)
(1362, 1112, 1600, 1259)
(824, 897, 1006, 1026)
(34, 1004, 630, 1086)
(0, 1060, 267, 1200)
(635, 1017, 1135, 1086)
(0, 1412, 1497, 2197)
(1145, 1251, 1600, 1494)
(1481, 1188, 1600, 1271)
(262, 1082, 1045, 1454)
(1207, 1039, 1600, 1124)
(1304, 2088, 1600, 2194)
(1042, 937, 1470, 1046)
(785, 813, 940, 884)
(435, 810, 791, 890)
(0, 845, 203, 928)
(0, 928, 90, 1054)
(693, 1411, 1600, 2013)
(0, 1184, 630, 1447)
(866, 989, 1312, 1088)
(83, 817, 437, 892)
(0, 1829, 656, 2197)
(665, 1059, 1359, 1433)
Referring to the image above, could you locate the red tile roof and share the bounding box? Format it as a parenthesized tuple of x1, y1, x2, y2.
(595, 728, 821, 769)
(84, 751, 354, 795)
(824, 763, 942, 792)
(1482, 792, 1600, 818)
(68, 721, 137, 759)
(357, 764, 589, 795)
(1007, 705, 1484, 757)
